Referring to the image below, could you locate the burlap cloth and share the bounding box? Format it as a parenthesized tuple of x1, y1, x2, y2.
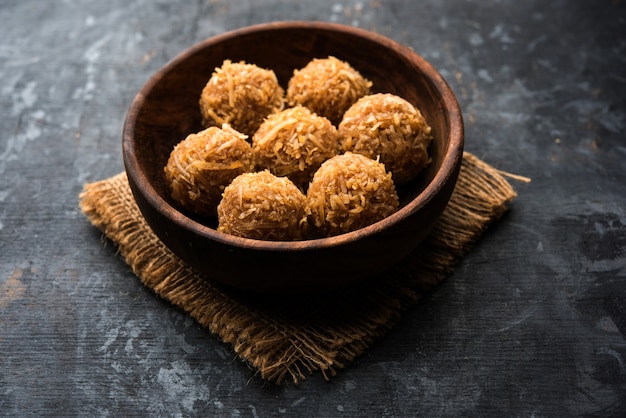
(79, 152, 525, 384)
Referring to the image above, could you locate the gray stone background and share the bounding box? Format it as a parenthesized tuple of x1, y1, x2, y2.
(1, 0, 625, 416)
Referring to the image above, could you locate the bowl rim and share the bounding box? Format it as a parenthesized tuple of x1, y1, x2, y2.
(123, 20, 464, 252)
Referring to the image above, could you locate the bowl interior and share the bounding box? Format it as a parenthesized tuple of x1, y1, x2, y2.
(128, 22, 457, 232)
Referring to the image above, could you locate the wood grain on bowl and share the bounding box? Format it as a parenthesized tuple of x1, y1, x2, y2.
(123, 21, 463, 294)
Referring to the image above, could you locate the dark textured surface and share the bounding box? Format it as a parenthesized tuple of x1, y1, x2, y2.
(1, 0, 625, 416)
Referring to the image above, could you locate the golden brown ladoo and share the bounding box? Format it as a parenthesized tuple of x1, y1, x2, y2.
(286, 56, 372, 125)
(339, 93, 433, 185)
(164, 125, 254, 218)
(307, 152, 399, 237)
(217, 171, 309, 241)
(252, 105, 340, 190)
(199, 60, 285, 136)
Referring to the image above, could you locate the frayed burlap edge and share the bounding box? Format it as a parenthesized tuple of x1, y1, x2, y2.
(79, 152, 526, 384)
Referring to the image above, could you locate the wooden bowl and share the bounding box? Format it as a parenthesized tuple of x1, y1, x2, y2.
(122, 21, 464, 294)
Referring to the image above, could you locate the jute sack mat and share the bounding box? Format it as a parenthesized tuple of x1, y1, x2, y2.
(79, 152, 525, 384)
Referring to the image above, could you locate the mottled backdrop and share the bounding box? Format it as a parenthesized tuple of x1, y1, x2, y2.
(1, 0, 625, 416)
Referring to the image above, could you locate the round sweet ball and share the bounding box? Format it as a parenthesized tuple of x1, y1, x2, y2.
(338, 93, 433, 185)
(307, 152, 399, 237)
(217, 171, 309, 241)
(252, 105, 340, 190)
(164, 125, 254, 218)
(286, 56, 372, 125)
(199, 60, 285, 136)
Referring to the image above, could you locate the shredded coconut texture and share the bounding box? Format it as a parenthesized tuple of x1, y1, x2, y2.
(286, 56, 372, 125)
(307, 152, 399, 237)
(164, 125, 254, 218)
(339, 93, 433, 185)
(252, 105, 340, 190)
(217, 171, 309, 241)
(199, 60, 285, 136)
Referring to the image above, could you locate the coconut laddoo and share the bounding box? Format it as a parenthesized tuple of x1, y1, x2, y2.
(217, 171, 309, 241)
(307, 152, 399, 237)
(338, 93, 433, 185)
(286, 56, 372, 125)
(164, 125, 254, 218)
(252, 105, 340, 190)
(199, 60, 285, 136)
